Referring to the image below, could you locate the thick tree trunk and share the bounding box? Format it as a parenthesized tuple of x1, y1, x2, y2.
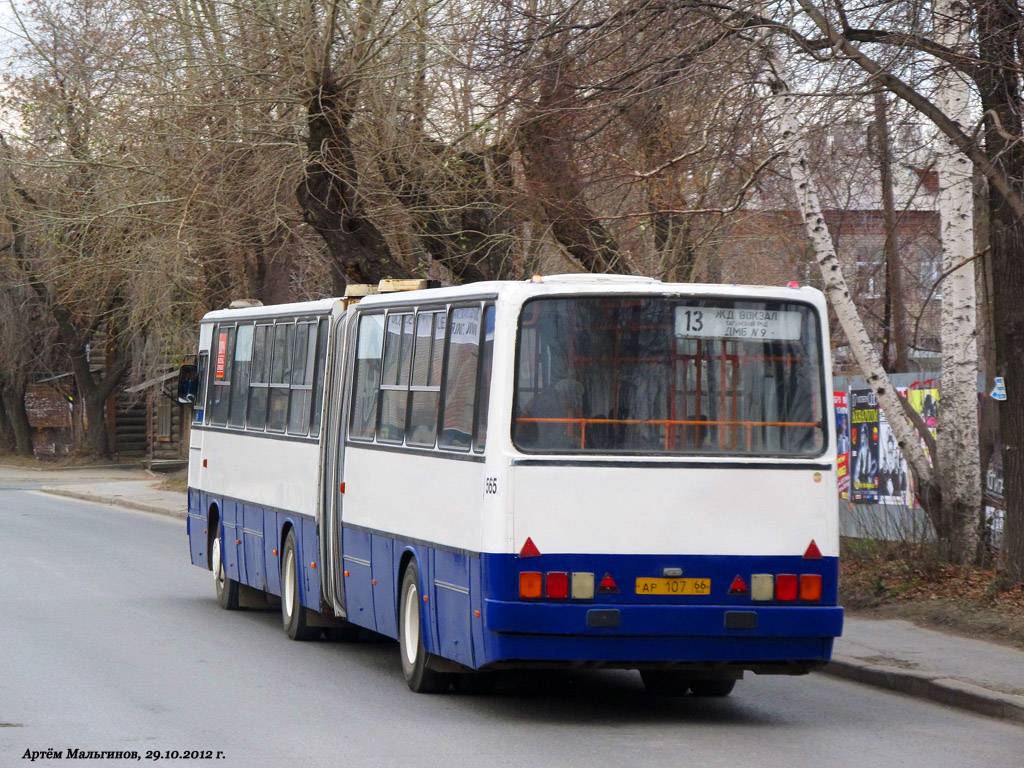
(1, 381, 33, 456)
(0, 393, 15, 453)
(974, 0, 1024, 583)
(518, 58, 628, 275)
(66, 346, 127, 459)
(934, 0, 982, 564)
(296, 85, 395, 295)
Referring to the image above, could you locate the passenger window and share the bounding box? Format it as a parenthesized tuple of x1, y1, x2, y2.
(209, 325, 236, 426)
(310, 318, 329, 438)
(287, 322, 315, 435)
(350, 314, 384, 441)
(474, 305, 495, 452)
(228, 324, 253, 428)
(439, 306, 481, 450)
(407, 311, 444, 447)
(267, 322, 293, 432)
(248, 323, 272, 430)
(378, 313, 414, 443)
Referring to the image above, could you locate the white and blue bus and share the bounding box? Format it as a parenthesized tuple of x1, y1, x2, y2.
(181, 275, 843, 694)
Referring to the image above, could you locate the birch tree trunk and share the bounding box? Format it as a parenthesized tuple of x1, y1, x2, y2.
(934, 0, 982, 563)
(763, 46, 938, 512)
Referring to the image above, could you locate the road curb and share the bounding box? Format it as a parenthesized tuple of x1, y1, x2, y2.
(39, 487, 187, 520)
(820, 655, 1024, 724)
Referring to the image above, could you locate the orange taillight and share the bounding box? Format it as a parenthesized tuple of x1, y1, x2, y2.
(519, 572, 543, 598)
(800, 574, 822, 601)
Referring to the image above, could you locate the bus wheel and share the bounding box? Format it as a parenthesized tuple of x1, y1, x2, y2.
(689, 679, 736, 697)
(212, 534, 239, 610)
(281, 530, 318, 641)
(640, 670, 691, 696)
(399, 561, 451, 693)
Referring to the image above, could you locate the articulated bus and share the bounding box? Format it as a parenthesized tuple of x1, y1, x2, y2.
(180, 275, 843, 694)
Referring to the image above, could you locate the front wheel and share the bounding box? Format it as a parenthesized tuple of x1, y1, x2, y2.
(281, 530, 318, 641)
(212, 534, 239, 610)
(398, 561, 451, 693)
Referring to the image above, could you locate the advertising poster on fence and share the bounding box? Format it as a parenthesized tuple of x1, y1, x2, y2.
(850, 388, 879, 502)
(834, 391, 850, 499)
(877, 388, 912, 506)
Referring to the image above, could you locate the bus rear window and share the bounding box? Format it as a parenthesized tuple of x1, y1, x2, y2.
(513, 297, 826, 457)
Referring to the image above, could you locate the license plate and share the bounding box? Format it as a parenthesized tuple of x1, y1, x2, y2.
(635, 578, 711, 596)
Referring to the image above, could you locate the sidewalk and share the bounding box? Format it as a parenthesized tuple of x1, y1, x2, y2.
(16, 465, 1024, 724)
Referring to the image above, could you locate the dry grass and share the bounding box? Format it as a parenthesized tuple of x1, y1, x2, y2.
(841, 538, 1024, 650)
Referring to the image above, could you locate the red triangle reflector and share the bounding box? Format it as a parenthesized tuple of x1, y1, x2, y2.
(597, 573, 619, 593)
(728, 575, 748, 595)
(519, 537, 541, 558)
(804, 539, 823, 559)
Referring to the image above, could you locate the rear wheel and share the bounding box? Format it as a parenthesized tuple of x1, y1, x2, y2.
(281, 530, 318, 641)
(399, 561, 451, 693)
(212, 533, 239, 610)
(689, 679, 736, 697)
(640, 670, 691, 696)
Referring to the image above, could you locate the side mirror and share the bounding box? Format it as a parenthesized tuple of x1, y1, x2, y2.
(177, 364, 199, 405)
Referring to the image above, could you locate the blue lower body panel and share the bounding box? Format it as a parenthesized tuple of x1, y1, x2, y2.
(187, 489, 320, 610)
(188, 499, 843, 673)
(480, 601, 841, 666)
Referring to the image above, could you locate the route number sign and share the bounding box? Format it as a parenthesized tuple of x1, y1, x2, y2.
(675, 306, 802, 341)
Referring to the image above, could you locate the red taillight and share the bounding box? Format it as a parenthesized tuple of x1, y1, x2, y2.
(519, 572, 542, 598)
(728, 575, 749, 596)
(597, 573, 619, 594)
(776, 574, 798, 601)
(800, 574, 822, 601)
(804, 539, 823, 559)
(546, 572, 568, 599)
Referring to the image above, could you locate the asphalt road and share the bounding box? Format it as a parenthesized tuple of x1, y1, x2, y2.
(2, 487, 1022, 768)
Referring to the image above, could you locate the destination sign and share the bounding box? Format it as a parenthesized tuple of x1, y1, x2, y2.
(674, 306, 802, 341)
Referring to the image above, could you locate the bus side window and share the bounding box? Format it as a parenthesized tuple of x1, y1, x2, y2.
(267, 322, 294, 432)
(287, 321, 315, 436)
(350, 313, 384, 440)
(309, 318, 329, 438)
(473, 305, 495, 452)
(378, 313, 414, 444)
(439, 306, 481, 451)
(407, 311, 443, 447)
(209, 324, 236, 427)
(248, 324, 272, 430)
(228, 323, 254, 428)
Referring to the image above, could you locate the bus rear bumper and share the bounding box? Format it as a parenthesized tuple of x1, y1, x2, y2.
(479, 601, 842, 666)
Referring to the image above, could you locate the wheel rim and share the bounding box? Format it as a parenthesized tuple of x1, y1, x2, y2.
(283, 547, 295, 619)
(212, 537, 224, 592)
(402, 579, 419, 667)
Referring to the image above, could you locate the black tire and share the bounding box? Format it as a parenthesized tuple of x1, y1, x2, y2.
(398, 561, 451, 693)
(281, 530, 319, 641)
(689, 678, 736, 697)
(640, 670, 692, 696)
(212, 531, 239, 610)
